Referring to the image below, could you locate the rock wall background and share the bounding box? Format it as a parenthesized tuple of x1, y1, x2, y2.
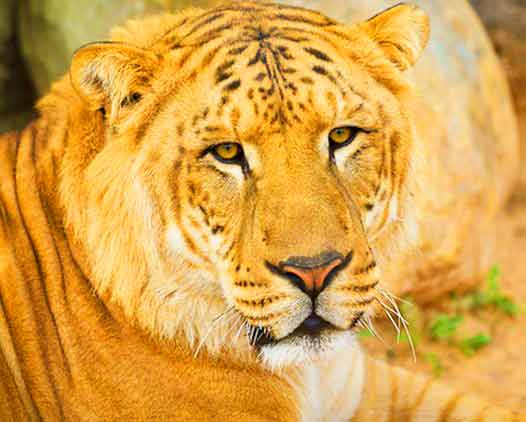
(0, 0, 35, 131)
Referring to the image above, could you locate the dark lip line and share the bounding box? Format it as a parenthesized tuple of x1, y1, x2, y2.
(254, 310, 364, 349)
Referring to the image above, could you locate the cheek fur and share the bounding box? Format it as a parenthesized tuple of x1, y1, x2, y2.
(181, 168, 244, 272)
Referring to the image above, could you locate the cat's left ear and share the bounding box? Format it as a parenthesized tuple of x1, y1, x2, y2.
(359, 3, 430, 70)
(70, 42, 160, 122)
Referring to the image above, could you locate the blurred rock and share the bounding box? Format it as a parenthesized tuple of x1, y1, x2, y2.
(470, 0, 526, 35)
(470, 0, 526, 192)
(18, 0, 223, 94)
(0, 0, 16, 108)
(0, 0, 35, 119)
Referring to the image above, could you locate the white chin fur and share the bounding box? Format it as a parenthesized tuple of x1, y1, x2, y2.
(258, 330, 356, 372)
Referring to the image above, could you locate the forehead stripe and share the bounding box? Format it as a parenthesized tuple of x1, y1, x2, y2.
(271, 13, 334, 27)
(228, 45, 249, 55)
(303, 46, 332, 62)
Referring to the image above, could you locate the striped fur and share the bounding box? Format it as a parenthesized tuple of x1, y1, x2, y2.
(352, 356, 524, 421)
(0, 1, 522, 420)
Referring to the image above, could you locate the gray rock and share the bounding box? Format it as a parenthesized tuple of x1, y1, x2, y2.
(0, 0, 35, 117)
(18, 0, 226, 94)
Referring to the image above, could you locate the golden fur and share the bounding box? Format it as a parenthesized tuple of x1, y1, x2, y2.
(0, 2, 522, 420)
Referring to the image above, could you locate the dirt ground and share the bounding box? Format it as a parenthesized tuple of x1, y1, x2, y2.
(364, 29, 526, 412)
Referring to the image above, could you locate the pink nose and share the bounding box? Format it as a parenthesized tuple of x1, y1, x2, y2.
(281, 257, 343, 295)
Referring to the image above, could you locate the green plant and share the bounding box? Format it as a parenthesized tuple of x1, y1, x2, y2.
(461, 265, 520, 316)
(359, 265, 518, 379)
(429, 314, 464, 341)
(458, 333, 492, 357)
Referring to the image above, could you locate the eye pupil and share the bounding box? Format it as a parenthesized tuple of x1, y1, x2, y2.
(328, 126, 358, 147)
(212, 143, 242, 162)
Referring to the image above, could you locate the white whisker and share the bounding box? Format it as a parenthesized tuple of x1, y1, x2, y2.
(378, 287, 416, 362)
(364, 314, 385, 345)
(376, 296, 401, 339)
(193, 306, 235, 358)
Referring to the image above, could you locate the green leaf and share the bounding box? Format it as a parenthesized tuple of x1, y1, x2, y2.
(494, 297, 519, 316)
(481, 265, 520, 317)
(458, 334, 492, 356)
(460, 291, 488, 310)
(486, 265, 502, 295)
(429, 314, 464, 341)
(424, 352, 443, 377)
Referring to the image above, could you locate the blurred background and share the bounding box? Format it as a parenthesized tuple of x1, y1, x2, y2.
(0, 0, 524, 412)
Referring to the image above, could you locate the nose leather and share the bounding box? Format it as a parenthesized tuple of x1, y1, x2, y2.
(281, 257, 343, 294)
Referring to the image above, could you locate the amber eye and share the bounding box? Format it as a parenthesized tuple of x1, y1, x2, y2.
(210, 142, 244, 164)
(328, 126, 359, 148)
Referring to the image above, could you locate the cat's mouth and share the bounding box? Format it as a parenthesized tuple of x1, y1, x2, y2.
(252, 313, 360, 369)
(249, 312, 353, 349)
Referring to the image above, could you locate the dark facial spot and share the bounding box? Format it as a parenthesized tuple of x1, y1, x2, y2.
(176, 123, 184, 136)
(215, 60, 235, 84)
(286, 83, 298, 95)
(365, 203, 374, 211)
(198, 205, 210, 226)
(120, 92, 142, 107)
(212, 225, 224, 234)
(312, 65, 328, 76)
(188, 182, 197, 195)
(224, 79, 241, 91)
(277, 46, 293, 60)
